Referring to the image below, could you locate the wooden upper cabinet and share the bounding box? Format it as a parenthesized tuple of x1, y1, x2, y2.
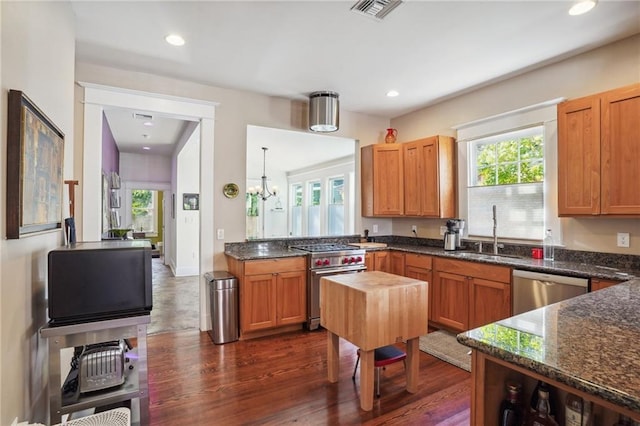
(601, 84, 640, 214)
(558, 83, 640, 216)
(403, 136, 456, 218)
(361, 144, 404, 216)
(362, 136, 456, 218)
(558, 95, 601, 215)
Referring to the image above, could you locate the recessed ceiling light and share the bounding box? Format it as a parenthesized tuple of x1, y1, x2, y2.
(569, 0, 597, 16)
(165, 34, 185, 46)
(143, 146, 151, 150)
(386, 90, 399, 97)
(143, 121, 154, 127)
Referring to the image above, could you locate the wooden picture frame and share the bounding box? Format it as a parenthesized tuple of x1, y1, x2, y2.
(6, 90, 65, 239)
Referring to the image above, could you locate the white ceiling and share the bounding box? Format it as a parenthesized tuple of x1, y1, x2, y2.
(75, 1, 640, 154)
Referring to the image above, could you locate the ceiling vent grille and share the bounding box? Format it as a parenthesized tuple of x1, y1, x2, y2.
(350, 0, 402, 20)
(133, 113, 153, 120)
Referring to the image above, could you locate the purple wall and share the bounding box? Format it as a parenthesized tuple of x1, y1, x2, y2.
(102, 113, 119, 174)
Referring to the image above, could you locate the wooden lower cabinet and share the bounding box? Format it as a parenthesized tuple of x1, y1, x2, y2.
(432, 270, 469, 331)
(404, 253, 433, 322)
(433, 258, 511, 332)
(227, 256, 306, 336)
(469, 277, 511, 330)
(373, 250, 390, 272)
(590, 278, 622, 292)
(390, 251, 405, 275)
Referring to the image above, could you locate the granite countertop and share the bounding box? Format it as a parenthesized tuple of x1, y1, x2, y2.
(457, 279, 640, 414)
(382, 244, 639, 281)
(225, 240, 640, 282)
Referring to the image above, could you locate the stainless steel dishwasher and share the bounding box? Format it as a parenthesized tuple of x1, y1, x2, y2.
(512, 269, 588, 315)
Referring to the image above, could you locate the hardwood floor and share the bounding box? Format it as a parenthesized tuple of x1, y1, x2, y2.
(147, 329, 471, 425)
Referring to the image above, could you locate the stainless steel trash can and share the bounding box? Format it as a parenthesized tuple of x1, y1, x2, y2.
(204, 271, 239, 344)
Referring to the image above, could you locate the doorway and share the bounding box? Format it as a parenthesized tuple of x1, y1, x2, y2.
(79, 83, 217, 331)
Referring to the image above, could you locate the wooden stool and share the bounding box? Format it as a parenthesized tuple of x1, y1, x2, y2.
(352, 345, 407, 397)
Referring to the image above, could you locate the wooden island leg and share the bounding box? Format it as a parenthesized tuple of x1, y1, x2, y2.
(359, 349, 375, 411)
(327, 331, 340, 383)
(406, 337, 420, 393)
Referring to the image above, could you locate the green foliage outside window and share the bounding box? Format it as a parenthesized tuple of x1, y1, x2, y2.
(131, 189, 155, 232)
(474, 135, 544, 186)
(310, 182, 321, 206)
(132, 190, 152, 218)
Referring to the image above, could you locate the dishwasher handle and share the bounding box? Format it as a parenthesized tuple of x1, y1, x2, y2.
(512, 269, 588, 288)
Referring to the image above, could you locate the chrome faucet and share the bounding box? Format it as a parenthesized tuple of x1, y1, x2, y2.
(492, 205, 499, 255)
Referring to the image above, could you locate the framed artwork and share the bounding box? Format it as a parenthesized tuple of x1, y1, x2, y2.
(183, 193, 199, 210)
(102, 173, 109, 233)
(6, 90, 65, 239)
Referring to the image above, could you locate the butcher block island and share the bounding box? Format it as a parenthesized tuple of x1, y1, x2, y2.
(320, 271, 428, 411)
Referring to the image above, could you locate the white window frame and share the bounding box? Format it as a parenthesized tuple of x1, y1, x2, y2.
(454, 99, 564, 244)
(287, 158, 354, 237)
(131, 189, 158, 234)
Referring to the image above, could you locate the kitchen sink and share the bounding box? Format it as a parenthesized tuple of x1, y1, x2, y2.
(451, 251, 522, 260)
(481, 253, 522, 259)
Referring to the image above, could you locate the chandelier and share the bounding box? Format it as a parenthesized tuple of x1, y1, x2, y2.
(250, 147, 278, 201)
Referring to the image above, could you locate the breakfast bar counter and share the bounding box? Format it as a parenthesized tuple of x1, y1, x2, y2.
(320, 271, 428, 411)
(458, 279, 640, 423)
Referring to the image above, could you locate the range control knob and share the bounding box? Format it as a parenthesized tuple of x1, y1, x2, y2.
(349, 257, 356, 263)
(323, 259, 330, 266)
(342, 257, 349, 264)
(315, 259, 323, 267)
(356, 256, 363, 262)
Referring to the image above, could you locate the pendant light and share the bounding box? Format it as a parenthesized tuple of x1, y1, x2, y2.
(250, 147, 278, 201)
(309, 91, 339, 132)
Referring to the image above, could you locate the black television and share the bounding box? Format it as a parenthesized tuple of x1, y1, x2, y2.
(47, 240, 153, 325)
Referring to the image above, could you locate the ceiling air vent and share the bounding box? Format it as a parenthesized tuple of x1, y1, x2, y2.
(133, 113, 153, 120)
(351, 0, 402, 20)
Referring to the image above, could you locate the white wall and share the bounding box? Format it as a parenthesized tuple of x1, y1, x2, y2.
(0, 2, 75, 424)
(175, 130, 200, 276)
(120, 152, 171, 183)
(391, 34, 640, 254)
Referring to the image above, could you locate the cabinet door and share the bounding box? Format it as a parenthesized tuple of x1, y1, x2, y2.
(405, 265, 433, 322)
(591, 278, 621, 292)
(241, 273, 277, 332)
(469, 277, 511, 329)
(601, 83, 640, 214)
(403, 141, 423, 216)
(362, 144, 404, 216)
(390, 251, 405, 275)
(276, 271, 306, 325)
(364, 252, 374, 271)
(374, 251, 390, 272)
(418, 137, 441, 217)
(558, 95, 601, 215)
(432, 270, 468, 332)
(403, 136, 455, 218)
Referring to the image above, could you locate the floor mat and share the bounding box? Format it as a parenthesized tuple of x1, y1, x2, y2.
(419, 330, 471, 372)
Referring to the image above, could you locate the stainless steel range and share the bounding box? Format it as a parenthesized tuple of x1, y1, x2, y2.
(290, 243, 366, 330)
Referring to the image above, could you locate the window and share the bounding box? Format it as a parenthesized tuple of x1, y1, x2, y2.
(327, 177, 345, 235)
(307, 181, 321, 236)
(131, 189, 157, 233)
(467, 126, 545, 240)
(290, 184, 303, 237)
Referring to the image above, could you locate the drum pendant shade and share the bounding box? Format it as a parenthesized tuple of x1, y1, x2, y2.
(309, 91, 339, 132)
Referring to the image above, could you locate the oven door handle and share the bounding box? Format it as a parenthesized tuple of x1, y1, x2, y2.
(312, 266, 366, 275)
